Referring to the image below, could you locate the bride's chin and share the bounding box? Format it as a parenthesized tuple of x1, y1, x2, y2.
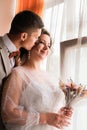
(39, 55, 46, 60)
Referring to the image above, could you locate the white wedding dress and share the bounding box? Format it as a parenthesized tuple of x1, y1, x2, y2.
(2, 66, 65, 130)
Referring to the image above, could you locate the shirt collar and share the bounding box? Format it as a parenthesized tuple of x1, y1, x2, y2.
(2, 34, 17, 53)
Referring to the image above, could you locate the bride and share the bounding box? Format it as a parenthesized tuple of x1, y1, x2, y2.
(1, 28, 72, 130)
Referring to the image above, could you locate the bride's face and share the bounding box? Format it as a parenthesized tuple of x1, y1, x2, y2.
(30, 34, 51, 60)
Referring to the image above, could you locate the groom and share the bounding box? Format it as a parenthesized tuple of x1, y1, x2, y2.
(0, 10, 44, 130)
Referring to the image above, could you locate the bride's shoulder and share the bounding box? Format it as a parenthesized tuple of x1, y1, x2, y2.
(12, 66, 23, 71)
(12, 66, 25, 75)
(10, 66, 29, 81)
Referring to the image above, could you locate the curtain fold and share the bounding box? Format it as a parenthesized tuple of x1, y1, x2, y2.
(43, 2, 64, 80)
(16, 0, 44, 17)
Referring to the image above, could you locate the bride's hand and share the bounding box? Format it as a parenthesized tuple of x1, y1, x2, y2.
(40, 112, 70, 129)
(59, 107, 73, 117)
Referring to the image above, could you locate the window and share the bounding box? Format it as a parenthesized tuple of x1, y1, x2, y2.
(60, 37, 87, 130)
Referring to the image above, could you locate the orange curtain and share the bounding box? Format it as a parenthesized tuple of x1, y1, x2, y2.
(16, 0, 44, 17)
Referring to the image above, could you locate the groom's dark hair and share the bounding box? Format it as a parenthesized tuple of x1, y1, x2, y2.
(9, 10, 44, 34)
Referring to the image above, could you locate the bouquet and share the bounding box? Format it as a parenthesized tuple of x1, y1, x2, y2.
(59, 79, 87, 108)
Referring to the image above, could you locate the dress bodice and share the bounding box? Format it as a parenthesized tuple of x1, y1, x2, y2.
(18, 67, 65, 112)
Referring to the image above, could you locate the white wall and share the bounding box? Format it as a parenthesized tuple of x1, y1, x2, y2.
(0, 0, 16, 35)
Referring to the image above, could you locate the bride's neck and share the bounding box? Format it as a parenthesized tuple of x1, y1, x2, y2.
(23, 59, 41, 71)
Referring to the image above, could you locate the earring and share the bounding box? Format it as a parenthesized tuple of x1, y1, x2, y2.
(28, 51, 30, 60)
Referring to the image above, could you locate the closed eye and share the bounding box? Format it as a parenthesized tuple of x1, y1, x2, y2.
(39, 41, 51, 48)
(39, 41, 45, 44)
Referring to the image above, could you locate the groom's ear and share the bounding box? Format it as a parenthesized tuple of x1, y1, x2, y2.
(21, 32, 28, 41)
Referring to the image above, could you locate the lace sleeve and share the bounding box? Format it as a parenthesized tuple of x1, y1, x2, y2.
(1, 69, 40, 127)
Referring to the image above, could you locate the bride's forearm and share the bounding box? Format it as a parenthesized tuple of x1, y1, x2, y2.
(2, 108, 40, 127)
(39, 113, 47, 124)
(2, 108, 28, 125)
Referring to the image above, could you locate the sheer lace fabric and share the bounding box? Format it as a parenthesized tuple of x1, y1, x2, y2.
(2, 66, 65, 130)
